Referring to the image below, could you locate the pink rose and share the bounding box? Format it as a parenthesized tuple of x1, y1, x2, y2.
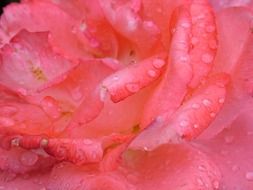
(0, 0, 253, 189)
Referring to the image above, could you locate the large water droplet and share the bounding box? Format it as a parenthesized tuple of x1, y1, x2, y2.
(20, 151, 39, 166)
(125, 83, 140, 93)
(202, 99, 212, 106)
(79, 22, 87, 32)
(181, 22, 191, 28)
(147, 70, 157, 78)
(152, 59, 165, 69)
(201, 53, 214, 64)
(17, 88, 28, 96)
(192, 103, 200, 109)
(11, 138, 20, 147)
(245, 171, 253, 181)
(180, 120, 189, 127)
(40, 138, 49, 147)
(218, 98, 225, 104)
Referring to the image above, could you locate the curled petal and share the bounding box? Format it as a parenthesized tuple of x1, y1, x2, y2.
(102, 54, 167, 103)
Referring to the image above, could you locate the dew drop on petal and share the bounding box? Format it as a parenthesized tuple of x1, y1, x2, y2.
(192, 103, 200, 109)
(40, 138, 49, 147)
(125, 83, 140, 93)
(181, 22, 191, 28)
(245, 171, 253, 181)
(194, 124, 199, 128)
(218, 98, 225, 104)
(180, 120, 189, 127)
(201, 53, 214, 64)
(113, 75, 119, 81)
(152, 59, 166, 69)
(11, 138, 20, 147)
(147, 70, 157, 78)
(41, 96, 61, 119)
(17, 88, 28, 96)
(202, 99, 212, 106)
(79, 22, 87, 32)
(20, 151, 39, 166)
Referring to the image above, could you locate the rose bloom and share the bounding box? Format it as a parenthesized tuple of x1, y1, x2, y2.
(0, 0, 253, 189)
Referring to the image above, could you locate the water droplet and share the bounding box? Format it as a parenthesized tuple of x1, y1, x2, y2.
(83, 139, 93, 145)
(20, 151, 38, 166)
(180, 120, 189, 127)
(180, 55, 189, 62)
(127, 18, 138, 31)
(202, 99, 212, 106)
(40, 138, 49, 147)
(11, 138, 20, 147)
(0, 116, 15, 127)
(181, 22, 191, 28)
(210, 112, 216, 118)
(113, 75, 119, 81)
(224, 135, 234, 144)
(245, 171, 253, 181)
(152, 59, 165, 69)
(213, 180, 219, 189)
(79, 22, 87, 32)
(147, 70, 157, 78)
(41, 96, 61, 119)
(218, 98, 225, 104)
(201, 53, 214, 64)
(192, 103, 200, 109)
(194, 124, 199, 128)
(17, 88, 28, 96)
(206, 25, 215, 33)
(125, 83, 140, 93)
